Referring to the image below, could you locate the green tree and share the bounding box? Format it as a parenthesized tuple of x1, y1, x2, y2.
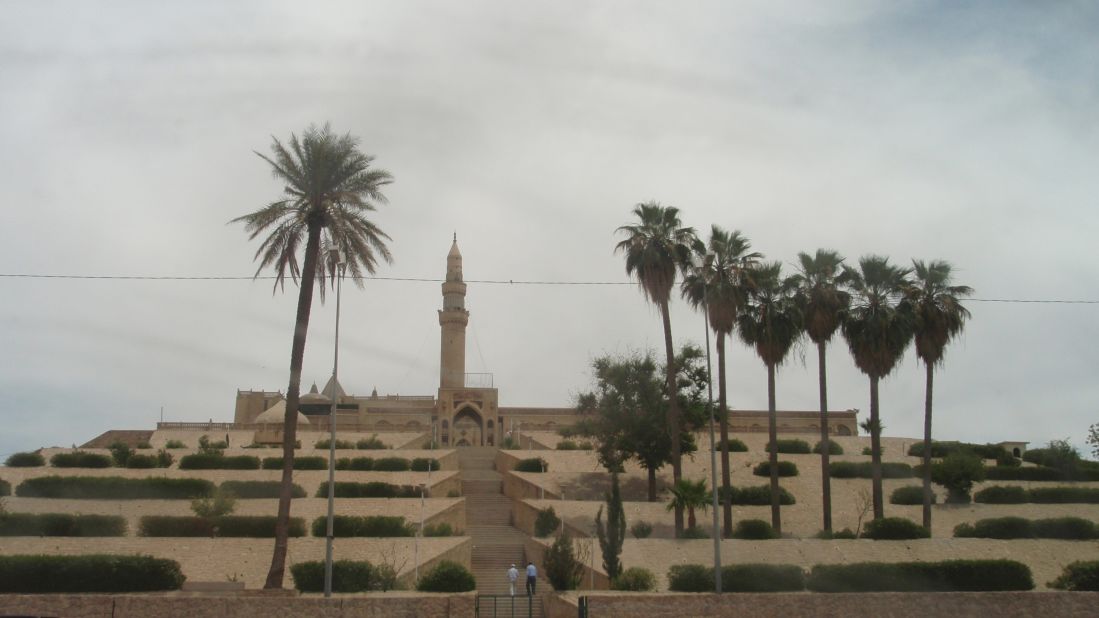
(737, 262, 802, 534)
(840, 255, 913, 520)
(1087, 424, 1099, 460)
(595, 472, 626, 580)
(544, 532, 585, 591)
(930, 452, 985, 503)
(666, 478, 710, 530)
(791, 249, 849, 534)
(232, 124, 393, 588)
(615, 202, 697, 535)
(681, 226, 761, 537)
(908, 259, 972, 529)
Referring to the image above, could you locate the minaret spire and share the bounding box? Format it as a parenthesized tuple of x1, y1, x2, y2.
(439, 235, 468, 389)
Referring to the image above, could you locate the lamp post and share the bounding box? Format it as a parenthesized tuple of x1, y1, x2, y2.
(323, 249, 346, 598)
(697, 255, 722, 593)
(414, 483, 426, 581)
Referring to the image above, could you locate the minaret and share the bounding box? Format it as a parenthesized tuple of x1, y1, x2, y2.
(438, 234, 468, 389)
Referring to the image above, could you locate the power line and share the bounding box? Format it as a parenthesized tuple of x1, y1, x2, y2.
(0, 272, 1096, 303)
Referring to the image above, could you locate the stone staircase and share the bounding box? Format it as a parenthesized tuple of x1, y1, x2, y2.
(459, 447, 546, 617)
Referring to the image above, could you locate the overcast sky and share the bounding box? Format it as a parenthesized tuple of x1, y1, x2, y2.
(1, 1, 1097, 461)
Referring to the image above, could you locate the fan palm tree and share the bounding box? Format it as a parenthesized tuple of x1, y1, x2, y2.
(666, 478, 711, 530)
(681, 226, 761, 537)
(791, 249, 849, 534)
(616, 202, 696, 536)
(736, 262, 803, 534)
(232, 124, 393, 589)
(840, 255, 913, 521)
(908, 259, 972, 531)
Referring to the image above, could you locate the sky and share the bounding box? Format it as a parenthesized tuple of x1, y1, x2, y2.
(1, 0, 1097, 461)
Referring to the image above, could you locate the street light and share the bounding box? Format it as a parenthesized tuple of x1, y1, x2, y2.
(323, 248, 346, 598)
(414, 482, 426, 581)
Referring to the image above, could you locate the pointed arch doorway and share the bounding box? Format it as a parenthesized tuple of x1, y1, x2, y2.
(453, 405, 484, 447)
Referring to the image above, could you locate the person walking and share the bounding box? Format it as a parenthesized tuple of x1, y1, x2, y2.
(525, 561, 537, 595)
(507, 563, 519, 596)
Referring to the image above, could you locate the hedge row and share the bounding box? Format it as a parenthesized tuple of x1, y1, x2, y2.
(310, 515, 413, 537)
(861, 517, 929, 540)
(806, 560, 1033, 592)
(291, 560, 374, 592)
(890, 485, 937, 505)
(0, 555, 185, 592)
(765, 439, 811, 454)
(0, 479, 9, 496)
(954, 516, 1099, 540)
(752, 461, 799, 477)
(733, 519, 778, 540)
(5, 451, 46, 467)
(417, 560, 477, 592)
(261, 456, 328, 470)
(219, 480, 306, 499)
(16, 476, 215, 499)
(315, 481, 420, 498)
(178, 454, 261, 470)
(332, 456, 440, 471)
(984, 465, 1099, 481)
(813, 440, 844, 455)
(50, 452, 112, 468)
(1049, 561, 1099, 591)
(829, 461, 914, 479)
(668, 563, 804, 592)
(713, 439, 749, 452)
(719, 485, 796, 506)
(975, 485, 1099, 504)
(139, 515, 306, 537)
(514, 458, 548, 473)
(0, 513, 127, 537)
(907, 441, 1010, 460)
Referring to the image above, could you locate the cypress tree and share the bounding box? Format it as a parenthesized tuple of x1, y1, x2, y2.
(595, 472, 627, 580)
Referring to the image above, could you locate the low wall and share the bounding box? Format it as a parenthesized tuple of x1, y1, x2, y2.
(501, 471, 558, 501)
(398, 537, 473, 588)
(0, 592, 477, 618)
(545, 591, 1099, 618)
(514, 499, 589, 539)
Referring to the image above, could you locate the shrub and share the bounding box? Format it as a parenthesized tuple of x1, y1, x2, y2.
(5, 451, 45, 467)
(890, 485, 937, 505)
(179, 454, 260, 470)
(612, 566, 656, 591)
(191, 487, 236, 519)
(1049, 561, 1099, 591)
(315, 438, 355, 449)
(499, 436, 519, 449)
(721, 564, 805, 592)
(630, 520, 653, 539)
(861, 446, 875, 456)
(907, 441, 1009, 460)
(1031, 517, 1099, 540)
(806, 560, 1033, 592)
(164, 440, 186, 449)
(0, 513, 127, 537)
(291, 560, 373, 592)
(417, 560, 476, 592)
(667, 564, 712, 592)
(315, 481, 418, 498)
(714, 438, 748, 452)
(356, 435, 387, 450)
(861, 517, 929, 540)
(219, 480, 306, 499)
(515, 457, 547, 473)
(0, 554, 185, 592)
(974, 485, 1027, 504)
(16, 476, 214, 499)
(335, 456, 374, 471)
(312, 515, 413, 537)
(447, 489, 461, 498)
(261, 456, 327, 470)
(815, 528, 857, 540)
(423, 522, 454, 537)
(108, 441, 134, 467)
(930, 453, 985, 503)
(557, 440, 579, 450)
(1028, 486, 1099, 504)
(544, 532, 585, 590)
(125, 454, 158, 469)
(1024, 441, 1080, 469)
(732, 519, 778, 540)
(813, 440, 844, 455)
(373, 457, 411, 472)
(410, 458, 439, 472)
(0, 479, 9, 496)
(681, 526, 709, 539)
(829, 461, 913, 479)
(765, 439, 811, 454)
(720, 485, 796, 506)
(752, 461, 798, 477)
(140, 515, 305, 537)
(535, 506, 561, 537)
(985, 465, 1062, 481)
(577, 441, 594, 450)
(954, 517, 1033, 539)
(50, 451, 112, 468)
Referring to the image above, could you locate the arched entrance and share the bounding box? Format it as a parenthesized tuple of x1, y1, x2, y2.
(453, 405, 484, 447)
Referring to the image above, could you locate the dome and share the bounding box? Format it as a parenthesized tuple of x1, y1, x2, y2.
(255, 400, 310, 425)
(300, 382, 330, 404)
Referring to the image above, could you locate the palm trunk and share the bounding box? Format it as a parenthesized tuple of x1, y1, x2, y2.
(817, 341, 832, 533)
(767, 362, 781, 534)
(922, 363, 934, 531)
(647, 467, 657, 502)
(716, 334, 732, 538)
(263, 221, 321, 589)
(688, 507, 697, 530)
(869, 375, 884, 520)
(658, 298, 684, 536)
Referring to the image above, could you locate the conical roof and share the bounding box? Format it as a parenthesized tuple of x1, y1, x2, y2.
(321, 376, 346, 400)
(448, 234, 461, 258)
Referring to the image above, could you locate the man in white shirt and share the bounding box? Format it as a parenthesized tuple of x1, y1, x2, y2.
(507, 563, 519, 596)
(525, 562, 538, 595)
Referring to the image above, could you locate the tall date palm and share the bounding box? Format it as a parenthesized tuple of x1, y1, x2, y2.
(681, 226, 760, 537)
(233, 124, 393, 588)
(616, 202, 696, 536)
(908, 259, 972, 531)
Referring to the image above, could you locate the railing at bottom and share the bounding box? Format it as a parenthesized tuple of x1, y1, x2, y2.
(475, 594, 537, 618)
(578, 595, 588, 618)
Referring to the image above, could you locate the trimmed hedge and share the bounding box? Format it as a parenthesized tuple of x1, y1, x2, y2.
(16, 476, 214, 499)
(335, 457, 375, 471)
(139, 515, 305, 537)
(714, 438, 749, 452)
(765, 439, 811, 454)
(861, 517, 929, 540)
(417, 560, 476, 592)
(974, 485, 1027, 504)
(219, 480, 306, 499)
(315, 481, 419, 498)
(261, 456, 327, 470)
(721, 564, 805, 592)
(291, 560, 373, 592)
(829, 461, 914, 479)
(315, 439, 355, 450)
(423, 522, 455, 537)
(373, 457, 412, 472)
(807, 560, 1033, 592)
(514, 458, 547, 473)
(890, 485, 937, 505)
(732, 519, 778, 540)
(953, 516, 1098, 540)
(411, 457, 440, 472)
(719, 485, 796, 506)
(0, 554, 185, 592)
(311, 515, 413, 537)
(5, 451, 45, 467)
(179, 454, 261, 470)
(612, 567, 656, 591)
(667, 564, 713, 592)
(985, 466, 1062, 481)
(0, 479, 8, 496)
(1032, 517, 1099, 540)
(752, 461, 799, 477)
(356, 436, 388, 450)
(1049, 561, 1099, 591)
(50, 451, 112, 468)
(813, 440, 844, 455)
(0, 513, 127, 537)
(1029, 486, 1099, 503)
(907, 441, 1009, 460)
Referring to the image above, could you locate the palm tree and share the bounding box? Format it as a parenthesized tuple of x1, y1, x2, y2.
(908, 259, 972, 531)
(666, 478, 711, 530)
(840, 255, 913, 521)
(791, 249, 849, 534)
(232, 124, 393, 589)
(736, 262, 802, 534)
(681, 226, 760, 537)
(615, 202, 696, 536)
